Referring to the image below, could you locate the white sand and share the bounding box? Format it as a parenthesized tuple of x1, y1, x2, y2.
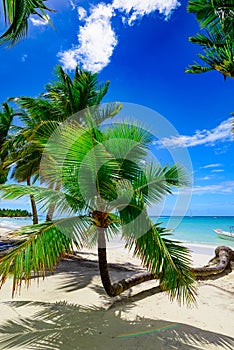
(0, 228, 11, 237)
(0, 238, 233, 349)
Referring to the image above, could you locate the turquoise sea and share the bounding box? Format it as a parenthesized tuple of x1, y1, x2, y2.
(1, 216, 234, 249)
(152, 216, 234, 249)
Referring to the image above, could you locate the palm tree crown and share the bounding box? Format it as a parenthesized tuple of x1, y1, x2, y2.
(0, 112, 196, 304)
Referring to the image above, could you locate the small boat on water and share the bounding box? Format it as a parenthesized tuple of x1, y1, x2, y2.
(214, 226, 234, 241)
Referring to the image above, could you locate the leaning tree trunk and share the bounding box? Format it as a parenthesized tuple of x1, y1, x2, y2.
(97, 228, 156, 297)
(98, 229, 234, 297)
(26, 177, 38, 225)
(46, 182, 61, 221)
(192, 246, 234, 278)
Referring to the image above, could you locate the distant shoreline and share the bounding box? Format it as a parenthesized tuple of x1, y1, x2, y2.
(0, 208, 32, 218)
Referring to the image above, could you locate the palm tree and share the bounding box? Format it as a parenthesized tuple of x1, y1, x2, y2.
(0, 0, 54, 46)
(3, 109, 47, 224)
(0, 117, 196, 303)
(186, 0, 234, 79)
(0, 102, 14, 184)
(4, 65, 119, 223)
(187, 0, 234, 32)
(185, 24, 234, 78)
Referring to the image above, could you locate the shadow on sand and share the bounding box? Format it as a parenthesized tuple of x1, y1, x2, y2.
(0, 300, 233, 350)
(0, 256, 233, 349)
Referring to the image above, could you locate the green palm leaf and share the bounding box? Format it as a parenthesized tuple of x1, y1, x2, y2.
(187, 2, 234, 79)
(0, 184, 86, 215)
(0, 0, 54, 46)
(123, 214, 196, 305)
(0, 215, 91, 295)
(0, 102, 15, 183)
(0, 222, 72, 295)
(187, 0, 234, 32)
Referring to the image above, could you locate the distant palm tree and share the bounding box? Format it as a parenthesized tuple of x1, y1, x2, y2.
(0, 118, 196, 303)
(3, 66, 120, 223)
(0, 102, 14, 184)
(0, 0, 53, 46)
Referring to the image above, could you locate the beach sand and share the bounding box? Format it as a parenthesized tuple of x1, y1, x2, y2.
(0, 230, 233, 349)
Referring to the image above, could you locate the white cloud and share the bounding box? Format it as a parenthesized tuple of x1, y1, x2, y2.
(78, 6, 87, 20)
(211, 169, 224, 173)
(112, 0, 180, 24)
(30, 14, 50, 27)
(156, 118, 233, 149)
(58, 3, 116, 72)
(69, 0, 76, 11)
(202, 163, 222, 169)
(181, 181, 234, 195)
(58, 0, 180, 72)
(58, 49, 78, 71)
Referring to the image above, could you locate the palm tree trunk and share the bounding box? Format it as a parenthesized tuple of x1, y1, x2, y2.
(46, 182, 61, 221)
(97, 228, 156, 297)
(192, 246, 234, 278)
(26, 177, 38, 225)
(98, 226, 234, 296)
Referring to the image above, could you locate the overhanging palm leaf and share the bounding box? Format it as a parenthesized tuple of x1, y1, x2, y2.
(0, 0, 54, 46)
(124, 217, 196, 305)
(186, 39, 234, 78)
(113, 163, 194, 304)
(187, 0, 234, 33)
(0, 184, 85, 214)
(186, 23, 234, 78)
(187, 2, 234, 79)
(0, 216, 91, 295)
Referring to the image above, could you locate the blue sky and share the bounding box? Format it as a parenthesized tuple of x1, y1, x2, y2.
(0, 0, 234, 215)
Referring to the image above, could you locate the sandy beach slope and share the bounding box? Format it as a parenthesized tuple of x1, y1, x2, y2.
(0, 232, 233, 350)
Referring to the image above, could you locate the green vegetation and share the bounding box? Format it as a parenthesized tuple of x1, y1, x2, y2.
(0, 65, 116, 224)
(0, 114, 196, 303)
(186, 0, 234, 79)
(0, 0, 53, 46)
(0, 19, 197, 300)
(0, 208, 31, 217)
(0, 103, 14, 184)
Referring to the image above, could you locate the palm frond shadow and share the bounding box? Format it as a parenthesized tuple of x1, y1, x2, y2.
(55, 255, 145, 293)
(53, 258, 99, 292)
(0, 301, 233, 350)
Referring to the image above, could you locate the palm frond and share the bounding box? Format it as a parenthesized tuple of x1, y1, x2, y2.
(0, 184, 85, 215)
(103, 121, 153, 160)
(0, 222, 73, 295)
(185, 63, 214, 74)
(86, 102, 123, 125)
(41, 122, 120, 206)
(0, 214, 92, 295)
(109, 163, 188, 212)
(123, 213, 196, 305)
(0, 0, 54, 46)
(189, 28, 227, 47)
(187, 2, 234, 79)
(187, 0, 234, 32)
(133, 163, 189, 206)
